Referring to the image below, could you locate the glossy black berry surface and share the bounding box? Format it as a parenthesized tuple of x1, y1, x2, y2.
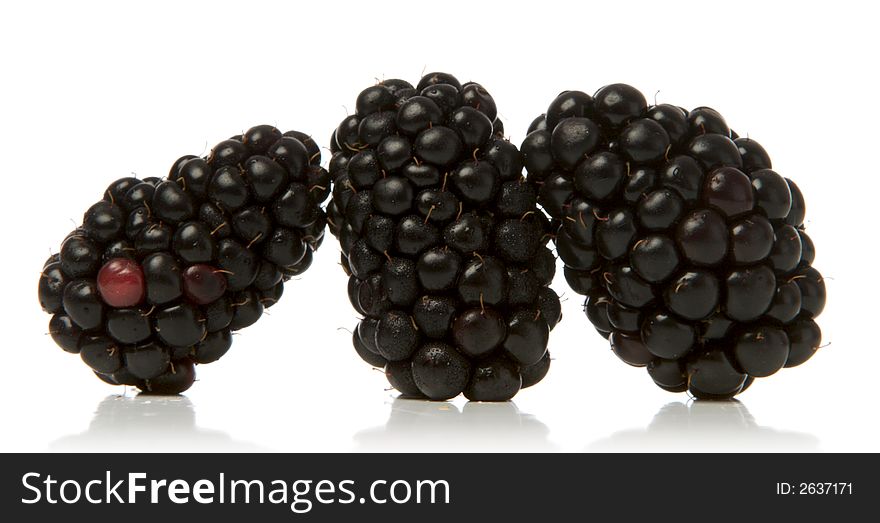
(328, 73, 560, 402)
(39, 125, 330, 393)
(524, 84, 825, 399)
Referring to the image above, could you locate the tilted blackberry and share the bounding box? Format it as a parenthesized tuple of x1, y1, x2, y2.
(523, 84, 825, 399)
(328, 72, 560, 401)
(38, 125, 330, 393)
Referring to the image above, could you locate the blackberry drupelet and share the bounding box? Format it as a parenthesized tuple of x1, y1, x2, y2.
(328, 73, 560, 401)
(39, 125, 330, 393)
(523, 84, 825, 399)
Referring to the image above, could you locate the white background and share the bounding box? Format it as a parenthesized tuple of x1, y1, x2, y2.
(1, 0, 877, 452)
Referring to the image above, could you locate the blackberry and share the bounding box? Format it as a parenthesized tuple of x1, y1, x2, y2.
(39, 125, 329, 393)
(328, 73, 560, 401)
(524, 84, 825, 399)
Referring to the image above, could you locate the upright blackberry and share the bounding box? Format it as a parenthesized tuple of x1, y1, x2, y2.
(328, 73, 560, 401)
(38, 125, 330, 394)
(523, 85, 825, 399)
